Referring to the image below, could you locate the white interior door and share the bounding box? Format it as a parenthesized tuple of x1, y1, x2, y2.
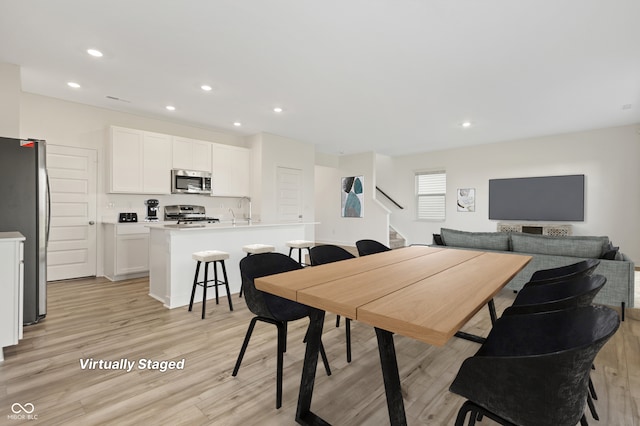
(46, 145, 97, 281)
(276, 167, 302, 222)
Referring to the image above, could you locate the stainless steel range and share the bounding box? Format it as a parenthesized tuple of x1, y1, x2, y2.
(164, 205, 220, 225)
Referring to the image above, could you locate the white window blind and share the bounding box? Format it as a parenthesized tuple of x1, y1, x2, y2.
(416, 171, 446, 220)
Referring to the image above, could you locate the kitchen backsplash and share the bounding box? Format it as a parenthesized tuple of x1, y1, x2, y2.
(103, 193, 252, 222)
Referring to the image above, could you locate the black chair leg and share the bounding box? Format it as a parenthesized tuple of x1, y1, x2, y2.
(201, 262, 208, 319)
(589, 375, 597, 400)
(232, 317, 259, 376)
(302, 320, 331, 376)
(587, 392, 599, 420)
(188, 261, 201, 312)
(454, 401, 475, 426)
(276, 321, 286, 408)
(221, 260, 233, 311)
(580, 414, 589, 425)
(346, 318, 352, 363)
(319, 340, 332, 376)
(336, 315, 341, 327)
(283, 322, 288, 352)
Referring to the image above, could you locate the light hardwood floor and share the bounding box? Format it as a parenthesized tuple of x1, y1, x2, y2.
(1, 276, 638, 426)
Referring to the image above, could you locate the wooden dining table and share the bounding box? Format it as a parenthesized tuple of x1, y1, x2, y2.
(255, 245, 532, 426)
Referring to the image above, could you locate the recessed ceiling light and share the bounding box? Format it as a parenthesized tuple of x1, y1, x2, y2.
(273, 107, 283, 113)
(166, 105, 176, 111)
(67, 82, 81, 88)
(233, 122, 242, 127)
(87, 49, 103, 57)
(201, 85, 212, 91)
(461, 121, 472, 128)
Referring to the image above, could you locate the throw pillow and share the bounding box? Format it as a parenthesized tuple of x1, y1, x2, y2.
(601, 242, 620, 260)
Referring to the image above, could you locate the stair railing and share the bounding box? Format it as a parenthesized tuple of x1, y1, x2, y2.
(376, 186, 404, 209)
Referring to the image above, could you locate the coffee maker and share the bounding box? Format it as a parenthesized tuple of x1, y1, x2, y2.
(145, 199, 159, 222)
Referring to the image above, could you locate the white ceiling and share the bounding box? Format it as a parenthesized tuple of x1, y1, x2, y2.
(1, 0, 639, 156)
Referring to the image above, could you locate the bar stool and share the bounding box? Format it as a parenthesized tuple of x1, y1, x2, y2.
(286, 240, 314, 266)
(189, 250, 233, 319)
(239, 244, 275, 297)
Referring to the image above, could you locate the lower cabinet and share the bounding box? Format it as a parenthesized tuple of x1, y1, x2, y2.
(103, 224, 150, 281)
(0, 232, 25, 362)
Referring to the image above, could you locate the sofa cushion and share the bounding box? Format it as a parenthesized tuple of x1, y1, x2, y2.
(510, 233, 609, 259)
(440, 228, 510, 251)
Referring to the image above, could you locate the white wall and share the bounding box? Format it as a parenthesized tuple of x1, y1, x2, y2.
(0, 63, 21, 138)
(249, 132, 316, 240)
(314, 152, 390, 246)
(381, 124, 640, 263)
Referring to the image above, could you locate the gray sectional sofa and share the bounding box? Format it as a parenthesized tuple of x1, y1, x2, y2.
(436, 228, 635, 314)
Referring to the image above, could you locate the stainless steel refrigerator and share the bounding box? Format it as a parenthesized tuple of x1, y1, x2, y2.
(0, 137, 48, 324)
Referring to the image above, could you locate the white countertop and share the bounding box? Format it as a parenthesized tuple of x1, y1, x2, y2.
(102, 219, 168, 225)
(0, 232, 26, 241)
(146, 221, 318, 231)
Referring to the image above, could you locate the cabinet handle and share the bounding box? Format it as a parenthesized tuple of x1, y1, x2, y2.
(89, 221, 95, 225)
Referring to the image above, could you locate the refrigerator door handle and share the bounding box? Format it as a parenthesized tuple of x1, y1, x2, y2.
(46, 172, 51, 245)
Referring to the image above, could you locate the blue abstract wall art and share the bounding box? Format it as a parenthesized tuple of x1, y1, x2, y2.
(341, 175, 364, 218)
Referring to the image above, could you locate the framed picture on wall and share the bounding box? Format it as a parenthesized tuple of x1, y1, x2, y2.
(341, 176, 364, 217)
(457, 188, 475, 212)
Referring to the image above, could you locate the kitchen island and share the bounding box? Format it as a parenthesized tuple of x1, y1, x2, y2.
(147, 221, 315, 309)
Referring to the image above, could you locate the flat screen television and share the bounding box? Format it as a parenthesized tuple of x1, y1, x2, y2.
(488, 174, 585, 221)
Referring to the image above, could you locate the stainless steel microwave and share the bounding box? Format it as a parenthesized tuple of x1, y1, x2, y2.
(171, 169, 212, 195)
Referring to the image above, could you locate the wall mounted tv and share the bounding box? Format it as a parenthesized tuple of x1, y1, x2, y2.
(488, 174, 585, 221)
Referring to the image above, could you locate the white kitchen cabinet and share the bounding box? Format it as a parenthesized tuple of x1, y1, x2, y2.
(142, 132, 172, 193)
(172, 136, 212, 172)
(103, 223, 150, 281)
(211, 144, 251, 197)
(109, 126, 172, 194)
(0, 232, 25, 362)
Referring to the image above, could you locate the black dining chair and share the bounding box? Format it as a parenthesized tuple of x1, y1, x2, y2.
(232, 253, 331, 409)
(525, 258, 600, 286)
(504, 274, 606, 316)
(355, 239, 391, 256)
(309, 244, 356, 362)
(503, 273, 607, 421)
(450, 305, 620, 426)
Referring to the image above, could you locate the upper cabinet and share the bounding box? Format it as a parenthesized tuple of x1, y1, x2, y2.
(172, 136, 212, 172)
(109, 126, 252, 197)
(109, 126, 172, 194)
(211, 144, 251, 197)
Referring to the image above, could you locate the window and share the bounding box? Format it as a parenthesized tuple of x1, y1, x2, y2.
(416, 171, 446, 220)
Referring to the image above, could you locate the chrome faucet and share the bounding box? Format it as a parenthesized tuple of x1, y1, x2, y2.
(241, 196, 252, 224)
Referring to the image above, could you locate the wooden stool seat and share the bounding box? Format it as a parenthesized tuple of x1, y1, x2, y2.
(189, 250, 233, 319)
(286, 240, 314, 249)
(242, 244, 276, 255)
(192, 250, 230, 263)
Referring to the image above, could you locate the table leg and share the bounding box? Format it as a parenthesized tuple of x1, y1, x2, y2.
(375, 328, 407, 426)
(488, 298, 497, 324)
(296, 309, 331, 426)
(453, 299, 496, 344)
